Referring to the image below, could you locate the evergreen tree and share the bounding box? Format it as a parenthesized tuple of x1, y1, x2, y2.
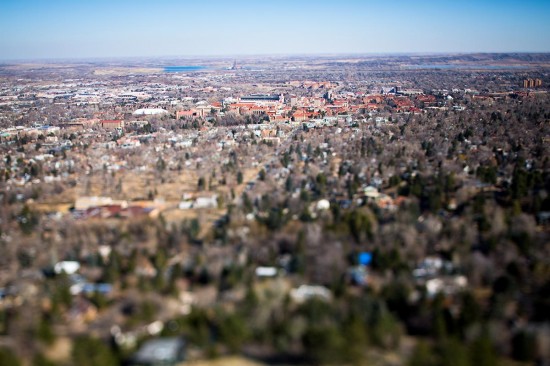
(32, 353, 57, 366)
(409, 341, 436, 366)
(0, 347, 21, 366)
(71, 336, 118, 366)
(302, 324, 345, 364)
(438, 338, 470, 366)
(469, 330, 497, 366)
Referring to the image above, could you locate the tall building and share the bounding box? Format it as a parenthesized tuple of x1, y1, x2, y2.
(230, 60, 240, 70)
(522, 78, 540, 88)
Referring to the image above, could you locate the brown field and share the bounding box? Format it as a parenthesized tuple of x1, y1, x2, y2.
(93, 67, 163, 75)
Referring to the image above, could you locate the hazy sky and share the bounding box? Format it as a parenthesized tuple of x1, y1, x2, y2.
(1, 0, 550, 60)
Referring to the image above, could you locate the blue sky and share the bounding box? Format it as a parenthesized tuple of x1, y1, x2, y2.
(1, 0, 549, 60)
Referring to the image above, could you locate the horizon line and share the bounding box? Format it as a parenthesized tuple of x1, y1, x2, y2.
(2, 51, 550, 64)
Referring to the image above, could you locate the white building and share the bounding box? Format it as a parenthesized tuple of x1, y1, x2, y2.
(133, 108, 168, 116)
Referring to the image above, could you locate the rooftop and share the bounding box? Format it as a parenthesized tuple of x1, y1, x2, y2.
(131, 337, 186, 365)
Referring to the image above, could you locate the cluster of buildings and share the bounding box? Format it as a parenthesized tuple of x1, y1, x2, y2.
(523, 78, 542, 88)
(0, 60, 549, 365)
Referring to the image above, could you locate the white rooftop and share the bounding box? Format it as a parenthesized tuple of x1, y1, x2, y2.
(133, 108, 168, 115)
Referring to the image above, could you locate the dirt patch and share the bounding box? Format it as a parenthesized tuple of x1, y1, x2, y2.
(42, 337, 72, 364)
(93, 67, 163, 75)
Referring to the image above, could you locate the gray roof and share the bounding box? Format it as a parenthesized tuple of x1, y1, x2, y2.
(132, 337, 185, 365)
(241, 94, 280, 101)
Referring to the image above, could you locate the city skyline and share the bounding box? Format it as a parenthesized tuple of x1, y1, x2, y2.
(1, 0, 550, 60)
